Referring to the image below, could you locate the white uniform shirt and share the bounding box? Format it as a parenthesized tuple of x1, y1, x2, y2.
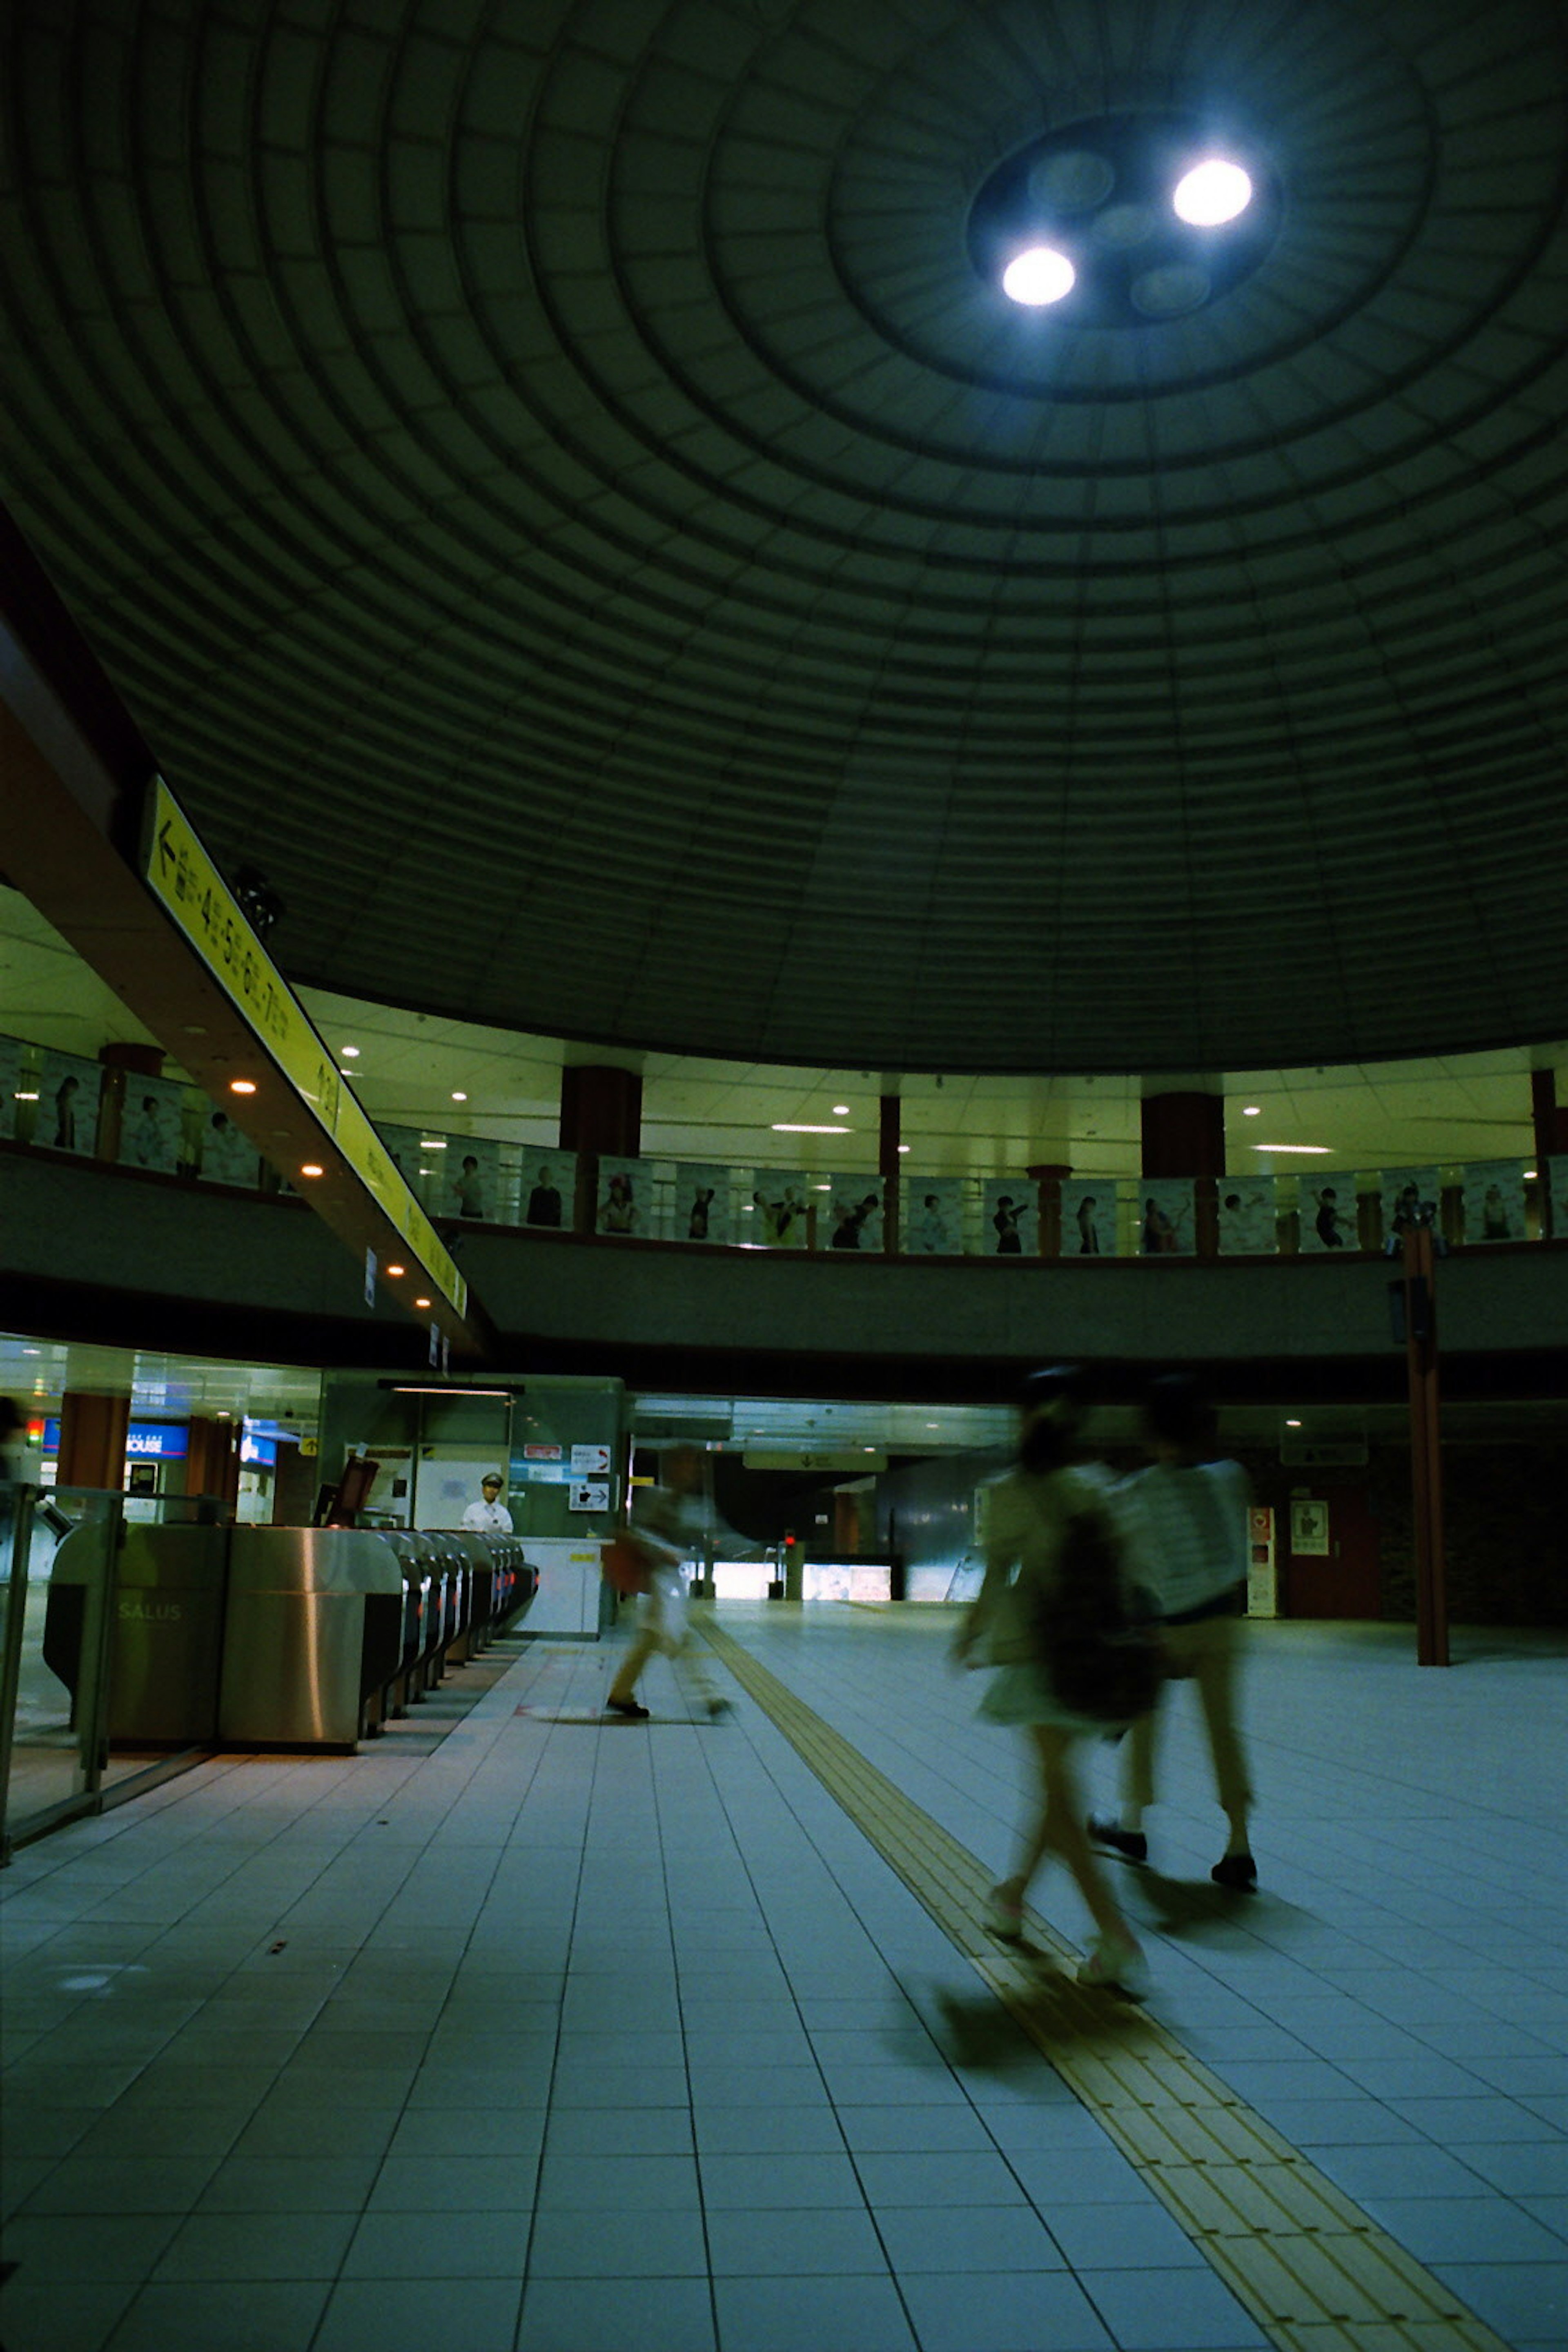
(461, 1497, 514, 1534)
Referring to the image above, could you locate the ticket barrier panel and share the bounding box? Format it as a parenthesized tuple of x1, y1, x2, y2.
(218, 1529, 403, 1751)
(45, 1521, 228, 1747)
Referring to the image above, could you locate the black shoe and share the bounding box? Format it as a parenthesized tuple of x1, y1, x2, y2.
(1212, 1852, 1257, 1890)
(706, 1698, 731, 1720)
(1088, 1818, 1147, 1863)
(605, 1697, 650, 1719)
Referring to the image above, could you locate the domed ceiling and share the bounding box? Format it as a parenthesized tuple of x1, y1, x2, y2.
(2, 0, 1566, 1076)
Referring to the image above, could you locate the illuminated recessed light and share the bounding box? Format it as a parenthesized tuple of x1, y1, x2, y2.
(229, 1079, 257, 1096)
(340, 1045, 361, 1058)
(898, 1144, 910, 1154)
(451, 1091, 468, 1102)
(15, 1090, 39, 1101)
(414, 1296, 432, 1309)
(1286, 1418, 1302, 1428)
(1524, 1168, 1537, 1180)
(420, 1138, 446, 1150)
(772, 1123, 849, 1134)
(299, 1163, 325, 1178)
(1242, 1105, 1261, 1116)
(832, 1104, 849, 1116)
(1002, 245, 1076, 305)
(1173, 158, 1253, 226)
(1252, 1142, 1331, 1154)
(385, 1263, 406, 1277)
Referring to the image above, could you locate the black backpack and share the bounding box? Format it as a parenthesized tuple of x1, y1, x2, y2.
(1036, 1504, 1163, 1724)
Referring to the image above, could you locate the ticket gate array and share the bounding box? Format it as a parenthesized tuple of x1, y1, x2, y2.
(43, 1523, 536, 1754)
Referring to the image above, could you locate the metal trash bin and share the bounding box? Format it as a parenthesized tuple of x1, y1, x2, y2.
(46, 1522, 228, 1746)
(218, 1528, 404, 1750)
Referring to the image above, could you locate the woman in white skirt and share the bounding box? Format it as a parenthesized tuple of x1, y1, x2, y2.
(955, 1368, 1150, 1997)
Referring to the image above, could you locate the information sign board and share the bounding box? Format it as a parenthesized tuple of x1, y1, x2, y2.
(142, 776, 466, 1319)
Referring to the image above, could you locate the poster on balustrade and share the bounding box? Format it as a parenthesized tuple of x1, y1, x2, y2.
(595, 1155, 650, 1238)
(196, 1105, 258, 1188)
(1548, 1156, 1568, 1244)
(903, 1177, 963, 1255)
(745, 1171, 811, 1247)
(1461, 1159, 1529, 1246)
(677, 1165, 732, 1245)
(375, 1123, 434, 1204)
(1138, 1178, 1196, 1257)
(1299, 1177, 1361, 1252)
(979, 1180, 1037, 1257)
(443, 1134, 506, 1223)
(1380, 1166, 1441, 1248)
(826, 1175, 884, 1252)
(522, 1148, 576, 1232)
(1218, 1175, 1278, 1255)
(1059, 1178, 1116, 1258)
(34, 1051, 101, 1156)
(118, 1074, 186, 1174)
(0, 1036, 22, 1140)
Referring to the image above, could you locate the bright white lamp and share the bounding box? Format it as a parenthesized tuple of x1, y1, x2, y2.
(1001, 245, 1076, 305)
(1173, 159, 1252, 226)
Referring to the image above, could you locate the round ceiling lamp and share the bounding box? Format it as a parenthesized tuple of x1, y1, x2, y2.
(1173, 158, 1254, 225)
(1001, 246, 1076, 306)
(971, 112, 1278, 328)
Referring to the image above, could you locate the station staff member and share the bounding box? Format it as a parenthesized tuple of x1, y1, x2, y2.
(462, 1472, 514, 1533)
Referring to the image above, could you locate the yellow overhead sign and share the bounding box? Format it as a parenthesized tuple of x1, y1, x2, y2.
(143, 775, 467, 1320)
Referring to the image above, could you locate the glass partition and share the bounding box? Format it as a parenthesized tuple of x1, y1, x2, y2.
(1, 1486, 226, 1861)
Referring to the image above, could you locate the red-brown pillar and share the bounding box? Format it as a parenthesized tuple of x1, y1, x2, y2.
(56, 1392, 130, 1490)
(1141, 1091, 1225, 1256)
(559, 1065, 643, 1235)
(559, 1065, 642, 1155)
(1027, 1163, 1071, 1258)
(94, 1041, 166, 1163)
(1401, 1225, 1449, 1667)
(879, 1096, 901, 1255)
(184, 1418, 241, 1510)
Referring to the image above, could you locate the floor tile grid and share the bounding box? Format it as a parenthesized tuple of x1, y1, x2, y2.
(1, 1637, 604, 2351)
(641, 1648, 1240, 2352)
(709, 1609, 1568, 2350)
(3, 1613, 1564, 2352)
(702, 1617, 1518, 2352)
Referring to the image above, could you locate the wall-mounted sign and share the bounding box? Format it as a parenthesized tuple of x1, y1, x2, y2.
(570, 1443, 612, 1475)
(44, 1419, 189, 1461)
(743, 1450, 888, 1473)
(142, 776, 467, 1321)
(523, 1443, 563, 1461)
(569, 1480, 611, 1512)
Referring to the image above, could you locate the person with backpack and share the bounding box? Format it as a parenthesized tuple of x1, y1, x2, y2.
(954, 1367, 1158, 1997)
(1090, 1373, 1256, 1889)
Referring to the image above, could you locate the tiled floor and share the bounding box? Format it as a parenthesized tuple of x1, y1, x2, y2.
(1, 1610, 1565, 2352)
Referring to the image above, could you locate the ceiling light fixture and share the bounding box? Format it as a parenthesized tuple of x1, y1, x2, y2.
(340, 1045, 361, 1058)
(385, 1264, 406, 1277)
(1173, 158, 1253, 225)
(413, 1296, 432, 1310)
(1242, 1105, 1261, 1116)
(229, 1079, 257, 1095)
(1002, 245, 1076, 305)
(299, 1163, 325, 1178)
(1252, 1143, 1331, 1154)
(772, 1123, 850, 1134)
(451, 1091, 468, 1102)
(831, 1103, 850, 1116)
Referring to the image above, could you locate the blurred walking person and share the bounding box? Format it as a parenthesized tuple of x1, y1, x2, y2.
(1091, 1373, 1256, 1889)
(606, 1445, 728, 1721)
(955, 1368, 1156, 1996)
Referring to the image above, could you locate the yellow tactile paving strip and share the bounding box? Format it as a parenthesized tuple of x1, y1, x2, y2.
(703, 1618, 1511, 2352)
